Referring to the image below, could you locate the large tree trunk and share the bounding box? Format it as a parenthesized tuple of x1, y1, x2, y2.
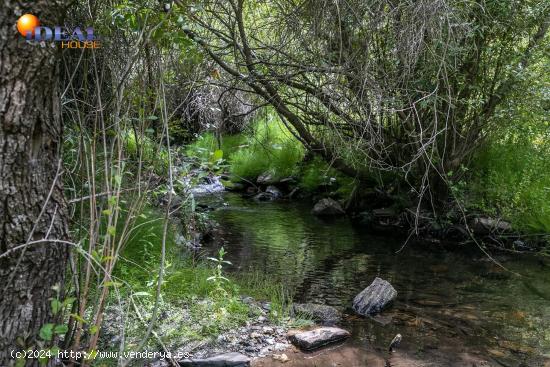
(0, 2, 70, 366)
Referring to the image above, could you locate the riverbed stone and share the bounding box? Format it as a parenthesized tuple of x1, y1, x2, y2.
(289, 327, 351, 350)
(353, 277, 397, 316)
(257, 171, 275, 184)
(265, 185, 283, 199)
(291, 303, 341, 325)
(179, 352, 250, 366)
(253, 192, 275, 202)
(312, 198, 345, 216)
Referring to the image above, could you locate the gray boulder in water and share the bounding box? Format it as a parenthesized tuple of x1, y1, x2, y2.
(291, 303, 341, 325)
(289, 327, 350, 350)
(253, 185, 283, 202)
(352, 277, 397, 316)
(312, 198, 345, 216)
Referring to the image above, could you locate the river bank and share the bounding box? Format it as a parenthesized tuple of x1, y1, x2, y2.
(92, 163, 550, 367)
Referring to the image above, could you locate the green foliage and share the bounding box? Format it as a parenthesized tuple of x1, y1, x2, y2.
(230, 115, 304, 180)
(298, 157, 357, 199)
(206, 247, 232, 296)
(187, 113, 305, 180)
(186, 132, 245, 169)
(189, 296, 249, 336)
(471, 134, 550, 233)
(122, 130, 169, 175)
(115, 206, 176, 287)
(299, 157, 336, 192)
(115, 208, 291, 340)
(467, 54, 550, 235)
(234, 271, 293, 324)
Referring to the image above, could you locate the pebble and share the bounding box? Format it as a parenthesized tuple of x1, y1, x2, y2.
(273, 353, 289, 363)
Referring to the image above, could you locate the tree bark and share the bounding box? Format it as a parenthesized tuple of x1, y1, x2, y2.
(0, 2, 70, 366)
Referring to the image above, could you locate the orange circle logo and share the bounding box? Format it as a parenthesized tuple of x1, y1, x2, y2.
(17, 14, 40, 37)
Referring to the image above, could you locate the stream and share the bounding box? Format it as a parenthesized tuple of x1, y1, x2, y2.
(199, 193, 550, 366)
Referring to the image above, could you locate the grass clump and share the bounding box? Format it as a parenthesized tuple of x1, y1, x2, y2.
(186, 112, 305, 181)
(298, 157, 357, 199)
(470, 134, 550, 233)
(122, 130, 169, 175)
(185, 132, 246, 164)
(116, 210, 293, 343)
(230, 115, 304, 180)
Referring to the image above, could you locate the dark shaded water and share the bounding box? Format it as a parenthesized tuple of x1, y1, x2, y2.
(202, 193, 550, 366)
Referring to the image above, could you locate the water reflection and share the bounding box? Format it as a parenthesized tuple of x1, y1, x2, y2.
(201, 193, 550, 366)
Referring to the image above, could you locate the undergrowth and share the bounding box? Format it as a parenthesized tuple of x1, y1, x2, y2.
(470, 133, 550, 234)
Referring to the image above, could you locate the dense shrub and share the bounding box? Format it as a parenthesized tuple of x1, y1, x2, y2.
(470, 134, 550, 233)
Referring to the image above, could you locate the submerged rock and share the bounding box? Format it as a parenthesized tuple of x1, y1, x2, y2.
(253, 192, 273, 202)
(352, 277, 397, 316)
(289, 327, 350, 350)
(253, 186, 283, 202)
(312, 198, 345, 216)
(179, 352, 250, 366)
(388, 333, 402, 352)
(265, 185, 282, 199)
(291, 303, 341, 325)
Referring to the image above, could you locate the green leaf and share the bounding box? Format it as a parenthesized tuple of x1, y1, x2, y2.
(107, 226, 116, 236)
(70, 313, 87, 324)
(54, 324, 68, 334)
(108, 196, 117, 206)
(51, 299, 61, 315)
(63, 297, 76, 307)
(104, 281, 122, 288)
(91, 250, 101, 263)
(102, 209, 112, 216)
(90, 325, 99, 335)
(39, 323, 54, 341)
(212, 149, 224, 162)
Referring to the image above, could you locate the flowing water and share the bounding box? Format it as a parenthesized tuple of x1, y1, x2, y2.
(200, 193, 550, 366)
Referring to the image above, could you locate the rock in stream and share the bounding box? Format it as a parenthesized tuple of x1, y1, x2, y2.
(291, 303, 341, 325)
(312, 198, 345, 216)
(352, 277, 397, 316)
(289, 327, 351, 350)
